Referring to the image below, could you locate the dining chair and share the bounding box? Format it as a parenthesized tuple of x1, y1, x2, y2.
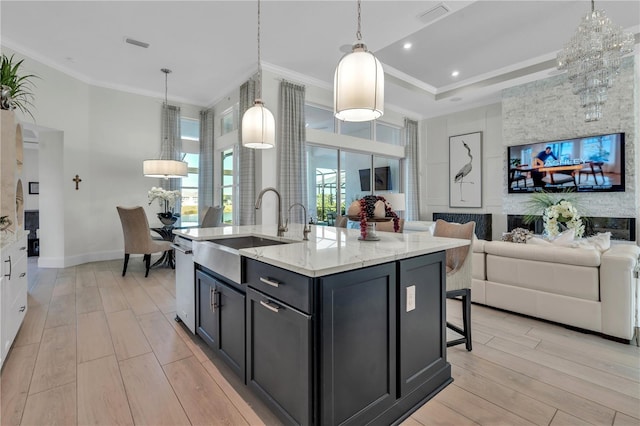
(116, 206, 172, 277)
(334, 215, 348, 228)
(433, 219, 475, 351)
(200, 205, 224, 228)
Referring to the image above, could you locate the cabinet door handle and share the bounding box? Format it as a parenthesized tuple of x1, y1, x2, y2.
(170, 243, 192, 254)
(4, 256, 11, 279)
(213, 290, 220, 311)
(260, 300, 281, 313)
(259, 277, 280, 288)
(210, 287, 214, 312)
(19, 272, 26, 278)
(19, 306, 25, 312)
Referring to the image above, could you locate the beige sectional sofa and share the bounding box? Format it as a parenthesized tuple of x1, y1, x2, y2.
(472, 239, 639, 341)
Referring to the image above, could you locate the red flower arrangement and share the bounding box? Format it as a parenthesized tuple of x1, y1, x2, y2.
(358, 195, 399, 239)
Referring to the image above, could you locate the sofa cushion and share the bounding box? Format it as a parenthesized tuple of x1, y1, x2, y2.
(486, 254, 600, 301)
(484, 241, 600, 267)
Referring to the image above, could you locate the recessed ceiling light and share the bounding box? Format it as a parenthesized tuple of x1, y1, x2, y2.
(451, 70, 460, 77)
(403, 42, 412, 50)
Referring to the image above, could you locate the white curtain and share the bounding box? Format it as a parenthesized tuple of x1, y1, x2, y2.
(278, 81, 307, 224)
(238, 79, 256, 225)
(198, 108, 214, 218)
(162, 104, 182, 215)
(404, 118, 419, 221)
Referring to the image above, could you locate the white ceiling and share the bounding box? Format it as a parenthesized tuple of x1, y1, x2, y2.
(1, 0, 638, 120)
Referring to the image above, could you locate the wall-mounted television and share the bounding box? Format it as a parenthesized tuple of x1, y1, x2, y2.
(507, 132, 625, 194)
(359, 166, 391, 191)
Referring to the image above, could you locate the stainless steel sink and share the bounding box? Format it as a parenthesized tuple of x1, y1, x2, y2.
(192, 236, 293, 284)
(209, 236, 290, 250)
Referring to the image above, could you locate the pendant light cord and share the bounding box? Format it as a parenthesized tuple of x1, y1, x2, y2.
(591, 0, 595, 12)
(356, 0, 362, 41)
(257, 0, 262, 100)
(161, 68, 171, 160)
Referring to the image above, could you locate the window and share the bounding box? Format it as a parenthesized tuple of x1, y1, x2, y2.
(180, 153, 199, 226)
(304, 103, 404, 146)
(221, 148, 234, 224)
(306, 145, 403, 226)
(340, 121, 372, 139)
(307, 146, 340, 224)
(220, 106, 238, 135)
(305, 104, 335, 133)
(376, 122, 402, 145)
(180, 117, 199, 226)
(181, 118, 199, 141)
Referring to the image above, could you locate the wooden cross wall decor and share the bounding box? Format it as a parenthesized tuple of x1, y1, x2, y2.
(73, 174, 82, 190)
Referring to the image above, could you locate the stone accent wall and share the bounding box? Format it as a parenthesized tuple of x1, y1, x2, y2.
(502, 57, 637, 220)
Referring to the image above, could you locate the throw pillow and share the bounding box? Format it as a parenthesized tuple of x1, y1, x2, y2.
(571, 232, 611, 252)
(588, 232, 611, 252)
(501, 227, 532, 243)
(551, 228, 575, 246)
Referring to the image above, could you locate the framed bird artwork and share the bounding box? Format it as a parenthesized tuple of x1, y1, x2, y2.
(449, 132, 482, 208)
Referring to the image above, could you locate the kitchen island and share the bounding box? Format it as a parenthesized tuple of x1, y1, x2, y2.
(174, 224, 469, 426)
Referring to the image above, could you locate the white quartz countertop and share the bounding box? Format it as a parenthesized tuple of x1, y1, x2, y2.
(175, 224, 469, 277)
(1, 229, 30, 249)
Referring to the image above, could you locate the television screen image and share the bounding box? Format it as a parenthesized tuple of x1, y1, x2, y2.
(507, 133, 625, 193)
(359, 166, 391, 191)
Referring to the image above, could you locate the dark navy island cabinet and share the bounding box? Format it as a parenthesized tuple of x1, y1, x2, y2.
(196, 251, 451, 426)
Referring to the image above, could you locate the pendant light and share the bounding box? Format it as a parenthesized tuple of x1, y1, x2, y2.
(143, 68, 188, 178)
(242, 0, 275, 149)
(334, 0, 384, 122)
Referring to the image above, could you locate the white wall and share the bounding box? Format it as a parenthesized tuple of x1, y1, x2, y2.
(4, 46, 201, 267)
(22, 147, 39, 211)
(422, 103, 505, 238)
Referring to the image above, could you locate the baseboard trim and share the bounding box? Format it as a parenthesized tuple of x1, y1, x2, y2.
(37, 250, 123, 268)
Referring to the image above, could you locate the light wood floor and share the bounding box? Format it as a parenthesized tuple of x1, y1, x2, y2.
(1, 257, 638, 426)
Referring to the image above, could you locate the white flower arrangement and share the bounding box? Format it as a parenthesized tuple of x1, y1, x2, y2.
(543, 200, 585, 239)
(148, 187, 181, 212)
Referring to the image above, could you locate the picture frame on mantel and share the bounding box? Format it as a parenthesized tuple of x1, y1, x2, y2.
(449, 132, 482, 208)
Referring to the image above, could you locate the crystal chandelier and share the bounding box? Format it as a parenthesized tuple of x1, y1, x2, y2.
(556, 0, 634, 122)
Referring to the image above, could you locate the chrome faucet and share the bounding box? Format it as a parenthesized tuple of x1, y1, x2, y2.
(288, 203, 311, 241)
(255, 187, 287, 237)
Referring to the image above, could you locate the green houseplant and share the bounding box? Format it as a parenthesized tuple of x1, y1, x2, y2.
(1, 53, 38, 120)
(523, 190, 587, 238)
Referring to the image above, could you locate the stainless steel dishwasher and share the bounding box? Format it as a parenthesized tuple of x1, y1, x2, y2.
(172, 235, 195, 333)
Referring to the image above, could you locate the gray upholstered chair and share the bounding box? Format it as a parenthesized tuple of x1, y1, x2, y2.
(375, 218, 405, 233)
(200, 206, 223, 228)
(433, 219, 475, 351)
(116, 206, 171, 277)
(334, 215, 348, 228)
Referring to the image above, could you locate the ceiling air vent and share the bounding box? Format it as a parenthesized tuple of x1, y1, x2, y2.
(418, 3, 450, 24)
(125, 37, 150, 49)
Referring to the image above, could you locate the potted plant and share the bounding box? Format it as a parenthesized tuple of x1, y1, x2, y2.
(1, 53, 38, 120)
(148, 187, 181, 226)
